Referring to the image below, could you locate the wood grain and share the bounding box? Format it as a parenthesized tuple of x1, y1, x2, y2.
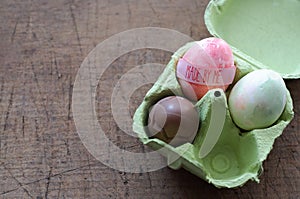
(0, 0, 299, 198)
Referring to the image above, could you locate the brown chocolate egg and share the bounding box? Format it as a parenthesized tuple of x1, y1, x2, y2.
(147, 96, 200, 146)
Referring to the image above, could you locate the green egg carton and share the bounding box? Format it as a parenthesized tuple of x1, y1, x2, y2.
(133, 0, 297, 188)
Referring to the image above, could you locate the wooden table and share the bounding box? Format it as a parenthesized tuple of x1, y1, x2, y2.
(0, 0, 299, 198)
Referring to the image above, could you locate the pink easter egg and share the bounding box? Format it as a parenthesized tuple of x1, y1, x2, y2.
(176, 38, 236, 101)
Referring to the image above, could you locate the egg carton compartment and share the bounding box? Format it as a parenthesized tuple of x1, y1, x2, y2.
(132, 42, 294, 188)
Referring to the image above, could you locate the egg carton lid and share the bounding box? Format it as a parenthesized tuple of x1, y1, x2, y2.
(204, 0, 300, 79)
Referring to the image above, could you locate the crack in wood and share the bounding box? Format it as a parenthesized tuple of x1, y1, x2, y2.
(2, 165, 34, 198)
(0, 163, 99, 196)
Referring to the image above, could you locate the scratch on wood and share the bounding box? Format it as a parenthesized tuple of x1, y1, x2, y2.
(127, 2, 132, 24)
(64, 139, 71, 156)
(0, 188, 19, 196)
(0, 79, 4, 104)
(57, 176, 62, 198)
(36, 163, 99, 185)
(45, 167, 52, 199)
(52, 52, 62, 80)
(189, 25, 193, 38)
(104, 3, 109, 37)
(68, 65, 73, 120)
(22, 116, 25, 138)
(3, 165, 34, 198)
(119, 172, 130, 198)
(267, 182, 280, 198)
(146, 0, 160, 19)
(30, 62, 50, 122)
(275, 157, 281, 175)
(138, 142, 153, 189)
(69, 0, 83, 55)
(3, 86, 14, 131)
(11, 19, 18, 43)
(86, 153, 94, 197)
(0, 163, 99, 196)
(146, 172, 153, 189)
(34, 118, 39, 141)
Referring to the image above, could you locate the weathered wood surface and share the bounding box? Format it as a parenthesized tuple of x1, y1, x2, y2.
(0, 0, 299, 198)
